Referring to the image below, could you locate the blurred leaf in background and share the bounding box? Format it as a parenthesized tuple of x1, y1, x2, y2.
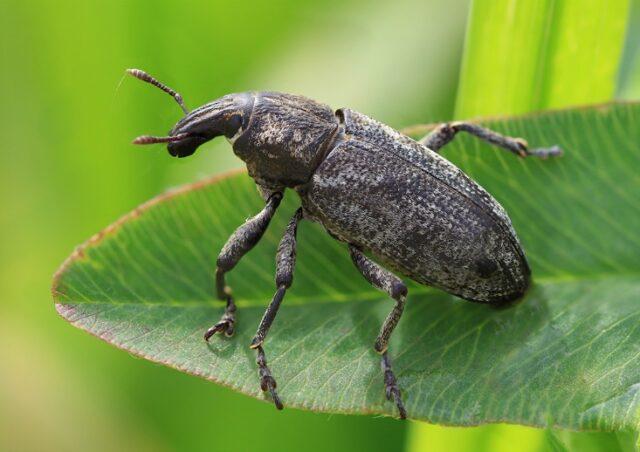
(456, 0, 630, 117)
(0, 0, 469, 451)
(618, 0, 640, 99)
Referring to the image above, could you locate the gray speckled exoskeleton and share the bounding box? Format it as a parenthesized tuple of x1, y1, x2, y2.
(128, 69, 561, 419)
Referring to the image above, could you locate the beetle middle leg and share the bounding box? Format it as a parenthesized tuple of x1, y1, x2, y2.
(349, 245, 408, 419)
(204, 192, 283, 341)
(420, 121, 562, 158)
(249, 208, 303, 409)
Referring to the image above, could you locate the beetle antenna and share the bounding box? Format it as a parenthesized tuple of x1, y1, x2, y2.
(127, 68, 189, 115)
(132, 133, 190, 145)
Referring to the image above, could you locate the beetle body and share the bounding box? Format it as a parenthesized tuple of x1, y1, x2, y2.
(130, 70, 560, 418)
(183, 91, 529, 304)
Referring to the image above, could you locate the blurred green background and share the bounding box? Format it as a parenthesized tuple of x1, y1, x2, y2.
(1, 1, 638, 451)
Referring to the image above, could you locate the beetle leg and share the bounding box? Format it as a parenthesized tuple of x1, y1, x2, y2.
(349, 245, 408, 419)
(382, 352, 406, 419)
(204, 192, 283, 341)
(420, 121, 562, 158)
(255, 345, 283, 410)
(250, 208, 303, 409)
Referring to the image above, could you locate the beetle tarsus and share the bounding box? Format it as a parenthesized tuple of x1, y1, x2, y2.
(382, 352, 407, 419)
(205, 275, 237, 341)
(256, 345, 283, 410)
(204, 306, 236, 341)
(526, 145, 563, 159)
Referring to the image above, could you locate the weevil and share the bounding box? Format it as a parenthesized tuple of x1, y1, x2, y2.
(127, 69, 561, 419)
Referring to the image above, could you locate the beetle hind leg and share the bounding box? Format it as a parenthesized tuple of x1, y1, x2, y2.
(420, 121, 562, 159)
(349, 245, 408, 419)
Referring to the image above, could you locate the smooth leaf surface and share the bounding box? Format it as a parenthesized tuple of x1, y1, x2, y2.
(53, 102, 640, 431)
(455, 0, 630, 118)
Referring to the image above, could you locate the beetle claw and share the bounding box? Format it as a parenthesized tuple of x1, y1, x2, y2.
(204, 317, 235, 341)
(384, 374, 407, 419)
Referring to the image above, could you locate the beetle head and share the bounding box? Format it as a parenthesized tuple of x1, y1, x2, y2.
(127, 69, 250, 158)
(163, 95, 250, 157)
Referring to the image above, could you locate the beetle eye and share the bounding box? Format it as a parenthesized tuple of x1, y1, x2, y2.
(224, 114, 243, 138)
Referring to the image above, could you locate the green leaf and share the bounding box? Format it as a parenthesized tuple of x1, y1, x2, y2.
(455, 0, 630, 118)
(53, 102, 640, 431)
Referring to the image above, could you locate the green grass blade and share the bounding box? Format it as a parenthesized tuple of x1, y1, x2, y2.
(455, 0, 630, 118)
(617, 0, 640, 100)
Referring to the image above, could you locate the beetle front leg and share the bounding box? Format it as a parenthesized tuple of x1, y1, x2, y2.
(250, 208, 303, 409)
(349, 245, 408, 419)
(420, 121, 562, 158)
(204, 192, 283, 341)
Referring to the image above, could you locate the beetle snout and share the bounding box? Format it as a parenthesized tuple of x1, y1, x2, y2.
(165, 115, 220, 158)
(165, 97, 247, 158)
(167, 135, 207, 158)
